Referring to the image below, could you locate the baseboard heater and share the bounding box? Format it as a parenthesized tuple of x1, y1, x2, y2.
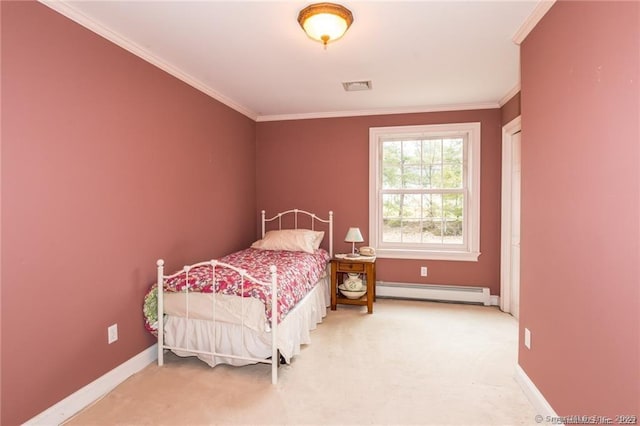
(376, 282, 491, 306)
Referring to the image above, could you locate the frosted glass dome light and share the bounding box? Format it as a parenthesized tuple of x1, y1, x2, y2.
(298, 3, 354, 47)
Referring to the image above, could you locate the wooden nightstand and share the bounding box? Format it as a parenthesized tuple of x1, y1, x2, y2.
(330, 257, 377, 314)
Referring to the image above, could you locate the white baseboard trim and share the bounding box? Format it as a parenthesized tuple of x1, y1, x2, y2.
(25, 344, 158, 426)
(376, 281, 498, 306)
(515, 364, 559, 421)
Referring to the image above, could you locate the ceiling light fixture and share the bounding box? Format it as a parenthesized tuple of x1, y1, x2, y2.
(297, 2, 354, 48)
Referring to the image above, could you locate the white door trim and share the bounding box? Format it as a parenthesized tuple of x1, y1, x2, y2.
(500, 116, 522, 314)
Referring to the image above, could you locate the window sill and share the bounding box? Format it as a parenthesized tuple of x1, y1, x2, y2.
(376, 249, 480, 262)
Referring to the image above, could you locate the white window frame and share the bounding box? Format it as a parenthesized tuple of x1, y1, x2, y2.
(369, 122, 481, 261)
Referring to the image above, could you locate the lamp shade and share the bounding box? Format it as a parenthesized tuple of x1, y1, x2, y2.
(344, 227, 364, 243)
(297, 3, 354, 46)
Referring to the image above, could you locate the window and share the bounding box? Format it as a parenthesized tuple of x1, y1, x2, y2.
(369, 123, 481, 261)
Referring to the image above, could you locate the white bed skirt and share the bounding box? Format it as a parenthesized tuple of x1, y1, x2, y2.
(164, 275, 329, 367)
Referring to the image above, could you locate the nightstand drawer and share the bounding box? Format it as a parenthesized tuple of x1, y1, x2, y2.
(337, 262, 365, 272)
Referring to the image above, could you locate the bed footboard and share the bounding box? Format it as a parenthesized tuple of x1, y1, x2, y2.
(156, 259, 279, 384)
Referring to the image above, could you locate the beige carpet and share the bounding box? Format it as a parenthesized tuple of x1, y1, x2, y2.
(65, 299, 538, 425)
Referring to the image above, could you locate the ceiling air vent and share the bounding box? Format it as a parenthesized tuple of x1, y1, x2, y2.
(342, 80, 372, 92)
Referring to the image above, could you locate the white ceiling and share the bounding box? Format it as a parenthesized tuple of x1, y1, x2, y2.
(43, 1, 544, 121)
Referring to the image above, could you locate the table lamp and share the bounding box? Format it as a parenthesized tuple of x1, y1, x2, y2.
(344, 227, 364, 257)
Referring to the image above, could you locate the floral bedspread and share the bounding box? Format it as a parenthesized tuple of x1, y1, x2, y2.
(144, 248, 330, 336)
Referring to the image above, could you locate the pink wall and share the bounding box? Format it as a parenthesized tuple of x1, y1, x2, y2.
(1, 2, 256, 424)
(11, 1, 633, 423)
(520, 1, 639, 416)
(256, 109, 503, 293)
(501, 92, 520, 126)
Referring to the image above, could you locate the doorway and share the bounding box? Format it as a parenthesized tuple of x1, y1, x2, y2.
(500, 116, 522, 318)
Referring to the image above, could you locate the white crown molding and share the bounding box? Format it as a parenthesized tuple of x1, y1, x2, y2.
(39, 0, 531, 124)
(512, 0, 557, 45)
(256, 102, 500, 122)
(499, 83, 521, 107)
(38, 0, 259, 121)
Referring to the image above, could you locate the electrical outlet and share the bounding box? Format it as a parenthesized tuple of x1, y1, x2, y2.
(524, 328, 531, 349)
(108, 324, 118, 344)
(420, 266, 428, 277)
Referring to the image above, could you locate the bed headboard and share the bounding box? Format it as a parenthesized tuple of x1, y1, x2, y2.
(261, 209, 333, 257)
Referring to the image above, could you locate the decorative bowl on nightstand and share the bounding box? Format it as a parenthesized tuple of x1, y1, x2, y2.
(338, 284, 366, 299)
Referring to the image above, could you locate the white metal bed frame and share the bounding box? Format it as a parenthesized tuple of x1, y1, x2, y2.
(156, 209, 333, 384)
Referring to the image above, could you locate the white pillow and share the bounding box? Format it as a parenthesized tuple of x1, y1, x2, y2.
(311, 230, 325, 249)
(251, 229, 324, 254)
